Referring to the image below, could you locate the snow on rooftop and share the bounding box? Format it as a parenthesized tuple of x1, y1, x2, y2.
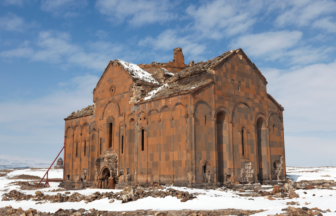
(144, 83, 168, 101)
(118, 60, 159, 85)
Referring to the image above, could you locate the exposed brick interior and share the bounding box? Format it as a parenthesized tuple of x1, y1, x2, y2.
(63, 48, 285, 188)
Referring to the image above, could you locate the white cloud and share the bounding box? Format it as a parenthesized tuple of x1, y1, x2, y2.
(95, 30, 108, 39)
(273, 0, 336, 27)
(0, 31, 123, 71)
(0, 13, 27, 32)
(231, 30, 302, 56)
(41, 0, 87, 17)
(186, 0, 263, 39)
(263, 60, 336, 133)
(231, 30, 334, 65)
(0, 75, 98, 148)
(95, 0, 177, 26)
(139, 29, 206, 59)
(313, 17, 336, 33)
(283, 46, 334, 65)
(2, 0, 24, 6)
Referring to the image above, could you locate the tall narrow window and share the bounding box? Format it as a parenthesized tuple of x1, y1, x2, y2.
(141, 129, 145, 151)
(100, 138, 102, 155)
(205, 115, 207, 125)
(76, 142, 78, 157)
(241, 128, 245, 156)
(84, 141, 86, 156)
(109, 123, 113, 148)
(121, 135, 124, 154)
(273, 124, 275, 135)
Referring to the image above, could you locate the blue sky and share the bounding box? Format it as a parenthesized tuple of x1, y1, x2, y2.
(0, 0, 335, 167)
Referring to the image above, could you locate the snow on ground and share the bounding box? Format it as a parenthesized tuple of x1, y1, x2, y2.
(286, 166, 336, 182)
(6, 168, 63, 179)
(0, 167, 336, 215)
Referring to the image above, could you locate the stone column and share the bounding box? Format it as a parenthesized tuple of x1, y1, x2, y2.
(229, 122, 234, 183)
(266, 127, 272, 180)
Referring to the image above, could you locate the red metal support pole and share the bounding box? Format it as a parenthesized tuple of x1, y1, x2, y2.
(36, 145, 65, 188)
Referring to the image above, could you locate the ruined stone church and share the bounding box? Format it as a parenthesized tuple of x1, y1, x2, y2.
(63, 47, 285, 189)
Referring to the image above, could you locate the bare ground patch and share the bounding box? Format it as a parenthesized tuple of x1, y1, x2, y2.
(9, 174, 41, 180)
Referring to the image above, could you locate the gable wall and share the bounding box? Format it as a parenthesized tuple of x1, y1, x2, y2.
(213, 52, 285, 182)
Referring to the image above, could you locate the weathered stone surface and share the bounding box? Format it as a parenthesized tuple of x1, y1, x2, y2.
(63, 47, 286, 188)
(0, 205, 266, 216)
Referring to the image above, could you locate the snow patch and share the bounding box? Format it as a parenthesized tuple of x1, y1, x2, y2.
(118, 60, 159, 84)
(144, 83, 168, 101)
(161, 68, 174, 76)
(0, 167, 336, 214)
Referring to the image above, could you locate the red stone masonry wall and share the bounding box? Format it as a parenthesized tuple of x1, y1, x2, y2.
(64, 48, 285, 187)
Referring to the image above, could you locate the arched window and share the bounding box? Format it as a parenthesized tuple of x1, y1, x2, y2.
(100, 138, 102, 155)
(141, 129, 145, 151)
(273, 124, 275, 135)
(84, 141, 86, 156)
(241, 128, 245, 156)
(109, 123, 113, 148)
(121, 135, 124, 154)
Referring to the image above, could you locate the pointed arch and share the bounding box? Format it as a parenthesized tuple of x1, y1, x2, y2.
(160, 105, 170, 113)
(137, 110, 147, 118)
(65, 126, 73, 139)
(148, 109, 159, 116)
(89, 121, 97, 133)
(215, 106, 231, 122)
(73, 125, 81, 142)
(127, 112, 136, 122)
(268, 112, 282, 128)
(172, 102, 187, 112)
(255, 112, 267, 127)
(101, 99, 121, 120)
(194, 100, 212, 118)
(231, 102, 253, 123)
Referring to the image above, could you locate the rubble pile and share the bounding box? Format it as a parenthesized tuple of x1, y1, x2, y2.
(233, 178, 336, 201)
(292, 180, 336, 190)
(66, 105, 94, 120)
(167, 50, 234, 83)
(0, 205, 266, 216)
(143, 79, 213, 101)
(9, 180, 45, 190)
(1, 186, 199, 204)
(274, 206, 332, 216)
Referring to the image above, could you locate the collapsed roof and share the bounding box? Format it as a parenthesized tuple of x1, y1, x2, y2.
(65, 105, 94, 120)
(65, 48, 282, 119)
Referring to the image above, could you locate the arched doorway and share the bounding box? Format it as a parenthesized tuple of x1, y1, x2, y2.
(216, 111, 226, 183)
(257, 117, 267, 181)
(100, 167, 110, 189)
